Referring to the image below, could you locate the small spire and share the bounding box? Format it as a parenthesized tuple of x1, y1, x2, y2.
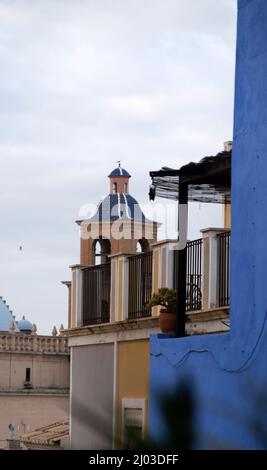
(52, 326, 58, 337)
(31, 323, 37, 336)
(59, 324, 64, 335)
(9, 320, 16, 334)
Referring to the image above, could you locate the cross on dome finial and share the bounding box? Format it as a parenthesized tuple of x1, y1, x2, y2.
(117, 160, 121, 168)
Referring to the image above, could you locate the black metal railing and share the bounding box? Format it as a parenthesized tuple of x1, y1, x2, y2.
(186, 238, 203, 311)
(82, 262, 111, 326)
(174, 238, 203, 312)
(217, 231, 230, 307)
(128, 252, 153, 319)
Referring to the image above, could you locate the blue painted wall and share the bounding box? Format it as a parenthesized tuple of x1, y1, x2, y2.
(150, 0, 267, 449)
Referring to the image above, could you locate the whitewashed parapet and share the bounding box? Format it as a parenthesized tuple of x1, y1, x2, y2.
(0, 334, 69, 354)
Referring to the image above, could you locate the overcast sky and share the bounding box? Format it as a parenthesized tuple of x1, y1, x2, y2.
(0, 0, 237, 334)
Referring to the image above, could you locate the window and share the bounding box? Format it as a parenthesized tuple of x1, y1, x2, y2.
(25, 368, 31, 382)
(124, 183, 128, 193)
(122, 398, 146, 448)
(112, 182, 117, 194)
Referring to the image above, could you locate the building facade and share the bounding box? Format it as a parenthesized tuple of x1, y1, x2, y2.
(63, 164, 230, 449)
(0, 297, 70, 447)
(63, 165, 159, 449)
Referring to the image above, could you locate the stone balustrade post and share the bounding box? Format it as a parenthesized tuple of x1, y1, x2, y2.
(69, 265, 85, 328)
(201, 228, 229, 310)
(151, 240, 177, 317)
(110, 254, 129, 322)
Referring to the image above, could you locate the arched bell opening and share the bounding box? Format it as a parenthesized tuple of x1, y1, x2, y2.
(136, 238, 150, 253)
(93, 238, 111, 265)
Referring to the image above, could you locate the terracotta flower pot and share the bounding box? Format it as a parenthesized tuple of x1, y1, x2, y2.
(159, 308, 176, 333)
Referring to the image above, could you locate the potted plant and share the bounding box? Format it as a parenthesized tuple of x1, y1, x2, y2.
(147, 287, 177, 333)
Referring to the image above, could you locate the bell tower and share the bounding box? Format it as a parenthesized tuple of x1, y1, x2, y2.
(78, 165, 159, 266)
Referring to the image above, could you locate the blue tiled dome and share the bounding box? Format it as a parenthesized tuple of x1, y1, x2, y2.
(17, 316, 33, 332)
(0, 297, 19, 332)
(108, 167, 131, 178)
(89, 194, 146, 222)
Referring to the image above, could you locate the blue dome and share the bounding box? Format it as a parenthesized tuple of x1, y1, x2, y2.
(0, 297, 19, 332)
(108, 167, 131, 178)
(88, 194, 146, 222)
(17, 316, 33, 331)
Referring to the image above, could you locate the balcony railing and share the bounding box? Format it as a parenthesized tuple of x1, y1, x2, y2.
(173, 232, 231, 312)
(75, 230, 230, 329)
(128, 251, 153, 319)
(217, 231, 230, 307)
(174, 238, 203, 312)
(186, 238, 203, 311)
(82, 262, 111, 326)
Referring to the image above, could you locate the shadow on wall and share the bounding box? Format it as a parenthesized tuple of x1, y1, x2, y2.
(72, 376, 267, 450)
